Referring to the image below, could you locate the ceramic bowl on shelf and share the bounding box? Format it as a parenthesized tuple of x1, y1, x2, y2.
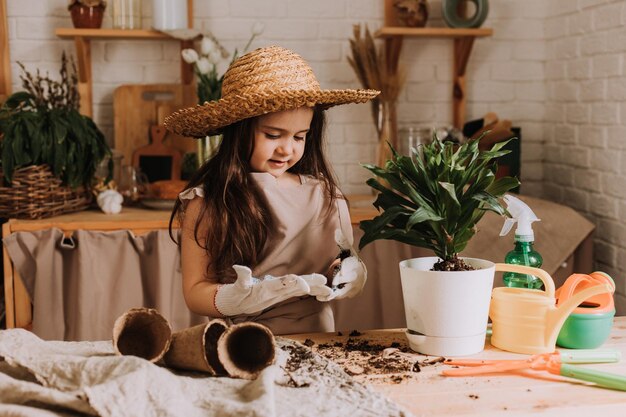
(68, 1, 106, 29)
(393, 0, 429, 28)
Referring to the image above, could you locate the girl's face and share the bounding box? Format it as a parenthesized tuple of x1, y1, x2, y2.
(250, 107, 314, 178)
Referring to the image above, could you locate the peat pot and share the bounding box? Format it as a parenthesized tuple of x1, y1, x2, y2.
(399, 257, 495, 356)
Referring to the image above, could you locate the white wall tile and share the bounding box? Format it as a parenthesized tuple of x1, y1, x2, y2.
(230, 0, 288, 18)
(7, 0, 52, 17)
(580, 79, 606, 101)
(581, 33, 607, 56)
(286, 0, 346, 18)
(593, 2, 624, 30)
(579, 125, 607, 147)
(591, 102, 619, 124)
(593, 54, 622, 77)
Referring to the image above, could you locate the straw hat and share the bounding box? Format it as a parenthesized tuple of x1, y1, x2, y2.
(164, 45, 380, 138)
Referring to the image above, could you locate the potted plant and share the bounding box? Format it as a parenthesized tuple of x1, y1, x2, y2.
(359, 135, 519, 356)
(0, 52, 111, 219)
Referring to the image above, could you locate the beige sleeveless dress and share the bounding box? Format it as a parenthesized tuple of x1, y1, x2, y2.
(180, 172, 352, 335)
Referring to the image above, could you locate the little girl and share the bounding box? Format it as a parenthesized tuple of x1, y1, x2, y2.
(165, 46, 379, 334)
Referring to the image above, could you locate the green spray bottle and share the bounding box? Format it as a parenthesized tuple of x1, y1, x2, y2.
(499, 194, 543, 289)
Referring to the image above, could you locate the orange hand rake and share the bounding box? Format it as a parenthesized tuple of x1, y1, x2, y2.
(442, 350, 626, 391)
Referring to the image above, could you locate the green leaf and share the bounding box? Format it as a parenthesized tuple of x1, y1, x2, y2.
(472, 192, 508, 216)
(11, 123, 27, 165)
(4, 92, 33, 109)
(53, 118, 68, 144)
(24, 117, 42, 162)
(438, 181, 460, 207)
(405, 207, 443, 232)
(486, 176, 520, 197)
(361, 206, 410, 238)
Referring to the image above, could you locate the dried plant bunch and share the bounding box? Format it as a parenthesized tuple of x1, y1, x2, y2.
(16, 52, 80, 111)
(0, 52, 111, 187)
(359, 135, 520, 271)
(347, 24, 405, 137)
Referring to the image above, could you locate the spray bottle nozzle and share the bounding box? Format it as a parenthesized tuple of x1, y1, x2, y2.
(499, 194, 540, 241)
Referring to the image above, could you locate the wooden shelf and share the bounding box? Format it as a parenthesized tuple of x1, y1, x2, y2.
(55, 28, 173, 40)
(55, 0, 195, 118)
(379, 0, 493, 130)
(375, 27, 493, 38)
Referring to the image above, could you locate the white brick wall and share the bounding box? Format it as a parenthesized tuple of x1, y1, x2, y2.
(10, 0, 625, 311)
(6, 0, 547, 196)
(544, 0, 626, 314)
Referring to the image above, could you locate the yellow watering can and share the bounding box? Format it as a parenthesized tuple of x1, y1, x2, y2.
(490, 264, 613, 354)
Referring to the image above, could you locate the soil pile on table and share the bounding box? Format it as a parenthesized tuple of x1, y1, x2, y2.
(293, 331, 445, 384)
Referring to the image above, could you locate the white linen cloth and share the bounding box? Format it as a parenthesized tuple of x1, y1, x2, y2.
(0, 329, 411, 417)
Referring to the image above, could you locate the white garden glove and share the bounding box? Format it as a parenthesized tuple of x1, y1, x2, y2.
(317, 229, 367, 301)
(214, 265, 333, 316)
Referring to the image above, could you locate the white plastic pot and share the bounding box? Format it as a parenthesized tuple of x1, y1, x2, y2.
(399, 257, 495, 356)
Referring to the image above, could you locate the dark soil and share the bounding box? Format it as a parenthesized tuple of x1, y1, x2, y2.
(432, 255, 475, 271)
(304, 333, 446, 384)
(283, 343, 314, 373)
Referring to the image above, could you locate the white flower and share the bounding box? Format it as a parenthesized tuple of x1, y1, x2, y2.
(181, 48, 198, 64)
(208, 50, 222, 65)
(196, 57, 212, 75)
(251, 21, 265, 36)
(200, 36, 216, 56)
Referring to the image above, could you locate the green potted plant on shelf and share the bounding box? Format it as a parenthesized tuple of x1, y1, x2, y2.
(359, 135, 519, 356)
(0, 52, 111, 219)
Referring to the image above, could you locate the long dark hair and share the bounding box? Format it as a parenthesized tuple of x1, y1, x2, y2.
(169, 106, 339, 280)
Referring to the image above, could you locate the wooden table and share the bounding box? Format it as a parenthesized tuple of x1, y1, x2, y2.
(289, 317, 626, 416)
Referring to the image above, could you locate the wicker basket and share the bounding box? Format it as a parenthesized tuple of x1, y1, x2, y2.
(0, 165, 92, 219)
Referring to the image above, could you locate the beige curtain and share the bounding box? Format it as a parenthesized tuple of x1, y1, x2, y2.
(4, 228, 206, 341)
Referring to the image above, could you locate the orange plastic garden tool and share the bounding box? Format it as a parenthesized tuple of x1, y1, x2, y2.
(442, 350, 626, 391)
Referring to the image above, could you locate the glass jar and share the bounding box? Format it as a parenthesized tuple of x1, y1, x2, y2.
(95, 150, 124, 185)
(119, 165, 148, 205)
(399, 126, 432, 157)
(152, 0, 188, 30)
(112, 0, 142, 29)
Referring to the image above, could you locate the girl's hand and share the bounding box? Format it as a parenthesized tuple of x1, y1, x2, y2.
(317, 256, 367, 301)
(316, 229, 368, 301)
(214, 265, 333, 316)
(325, 258, 342, 286)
